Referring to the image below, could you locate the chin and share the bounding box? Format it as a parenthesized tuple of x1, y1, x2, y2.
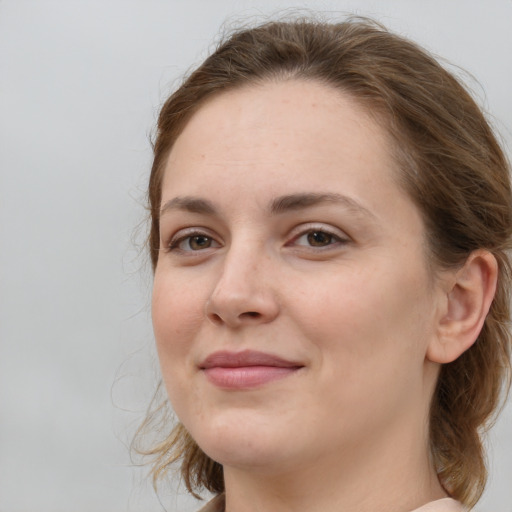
(186, 412, 300, 472)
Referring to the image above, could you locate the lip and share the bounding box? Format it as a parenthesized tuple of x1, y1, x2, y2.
(199, 350, 304, 389)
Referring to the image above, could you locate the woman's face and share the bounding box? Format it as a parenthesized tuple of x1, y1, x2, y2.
(152, 80, 443, 475)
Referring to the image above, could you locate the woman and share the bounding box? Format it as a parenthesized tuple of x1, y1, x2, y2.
(141, 17, 512, 512)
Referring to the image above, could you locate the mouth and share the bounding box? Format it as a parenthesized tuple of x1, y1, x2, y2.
(199, 350, 304, 389)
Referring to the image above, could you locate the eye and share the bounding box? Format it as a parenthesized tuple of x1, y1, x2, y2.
(303, 230, 335, 247)
(291, 227, 348, 249)
(168, 231, 220, 252)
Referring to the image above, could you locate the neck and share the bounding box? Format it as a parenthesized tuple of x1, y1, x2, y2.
(222, 412, 446, 512)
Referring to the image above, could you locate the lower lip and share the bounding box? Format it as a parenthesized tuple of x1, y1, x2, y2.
(203, 365, 300, 389)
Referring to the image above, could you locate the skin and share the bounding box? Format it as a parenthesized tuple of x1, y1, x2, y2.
(152, 80, 495, 512)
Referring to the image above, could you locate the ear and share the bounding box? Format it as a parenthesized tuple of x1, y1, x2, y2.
(427, 250, 498, 364)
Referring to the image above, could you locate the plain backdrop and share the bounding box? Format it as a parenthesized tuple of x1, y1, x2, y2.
(1, 1, 511, 511)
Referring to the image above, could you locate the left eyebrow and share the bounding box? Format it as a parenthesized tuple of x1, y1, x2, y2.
(270, 192, 376, 220)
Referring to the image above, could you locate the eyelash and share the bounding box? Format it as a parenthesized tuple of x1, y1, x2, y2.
(165, 225, 349, 254)
(167, 229, 220, 253)
(289, 226, 348, 249)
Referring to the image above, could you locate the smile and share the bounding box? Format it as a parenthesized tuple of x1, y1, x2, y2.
(199, 350, 304, 389)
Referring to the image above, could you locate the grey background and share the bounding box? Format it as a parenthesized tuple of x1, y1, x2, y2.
(1, 1, 511, 511)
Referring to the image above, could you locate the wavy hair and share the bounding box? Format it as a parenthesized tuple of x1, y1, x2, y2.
(137, 17, 512, 508)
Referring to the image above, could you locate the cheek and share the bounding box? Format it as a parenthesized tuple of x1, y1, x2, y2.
(151, 272, 205, 366)
(151, 273, 209, 419)
(296, 269, 433, 441)
(299, 263, 432, 381)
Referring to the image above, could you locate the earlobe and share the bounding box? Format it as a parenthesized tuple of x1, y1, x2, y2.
(427, 250, 498, 364)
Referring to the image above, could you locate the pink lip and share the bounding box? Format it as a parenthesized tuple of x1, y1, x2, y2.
(199, 350, 303, 389)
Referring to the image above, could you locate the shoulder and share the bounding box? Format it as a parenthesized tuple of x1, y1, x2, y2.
(196, 495, 465, 512)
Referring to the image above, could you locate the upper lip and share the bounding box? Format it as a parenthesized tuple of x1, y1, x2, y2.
(199, 350, 303, 369)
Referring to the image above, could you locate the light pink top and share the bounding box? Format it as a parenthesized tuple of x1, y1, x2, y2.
(198, 494, 465, 511)
(412, 498, 466, 511)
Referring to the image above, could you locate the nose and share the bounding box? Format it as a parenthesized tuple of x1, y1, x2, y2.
(205, 247, 280, 328)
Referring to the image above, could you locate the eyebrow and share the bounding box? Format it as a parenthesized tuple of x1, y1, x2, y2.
(160, 196, 216, 216)
(269, 192, 375, 219)
(159, 192, 375, 219)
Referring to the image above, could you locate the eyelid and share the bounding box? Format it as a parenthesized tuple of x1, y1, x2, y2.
(162, 223, 349, 253)
(165, 227, 222, 252)
(287, 223, 350, 247)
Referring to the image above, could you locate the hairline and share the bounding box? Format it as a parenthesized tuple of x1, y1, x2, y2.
(153, 75, 441, 280)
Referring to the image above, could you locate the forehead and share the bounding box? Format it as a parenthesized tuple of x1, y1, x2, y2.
(163, 80, 398, 198)
(161, 81, 412, 231)
(173, 80, 382, 148)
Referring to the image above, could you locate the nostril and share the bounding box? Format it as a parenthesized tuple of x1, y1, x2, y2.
(209, 313, 223, 325)
(241, 311, 261, 319)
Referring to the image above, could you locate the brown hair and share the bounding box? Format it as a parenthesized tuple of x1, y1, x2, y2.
(140, 17, 512, 508)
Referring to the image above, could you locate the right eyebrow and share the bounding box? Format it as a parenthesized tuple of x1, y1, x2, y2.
(159, 196, 217, 216)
